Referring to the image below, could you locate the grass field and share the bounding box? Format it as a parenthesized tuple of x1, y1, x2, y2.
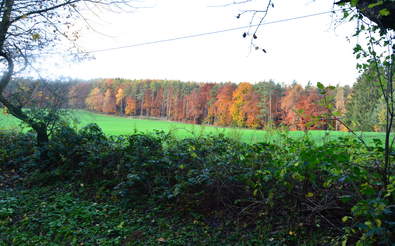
(0, 110, 386, 144)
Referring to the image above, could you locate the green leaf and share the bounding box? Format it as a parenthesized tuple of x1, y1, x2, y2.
(317, 82, 324, 90)
(339, 195, 352, 203)
(379, 8, 390, 16)
(305, 192, 314, 198)
(327, 86, 336, 90)
(353, 44, 362, 54)
(342, 216, 351, 223)
(333, 111, 341, 117)
(368, 1, 383, 8)
(350, 0, 358, 7)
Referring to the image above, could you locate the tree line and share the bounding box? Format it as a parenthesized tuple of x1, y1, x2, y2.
(76, 79, 346, 130)
(45, 66, 382, 132)
(1, 66, 386, 132)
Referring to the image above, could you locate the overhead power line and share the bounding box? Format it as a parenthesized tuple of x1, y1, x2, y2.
(74, 9, 340, 55)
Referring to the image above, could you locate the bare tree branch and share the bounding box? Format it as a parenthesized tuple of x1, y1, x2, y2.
(0, 0, 137, 154)
(208, 0, 253, 8)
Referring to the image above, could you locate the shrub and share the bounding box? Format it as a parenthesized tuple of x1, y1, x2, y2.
(0, 131, 35, 171)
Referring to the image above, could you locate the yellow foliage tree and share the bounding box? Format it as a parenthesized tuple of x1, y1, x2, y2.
(125, 97, 137, 115)
(115, 88, 125, 114)
(230, 82, 253, 127)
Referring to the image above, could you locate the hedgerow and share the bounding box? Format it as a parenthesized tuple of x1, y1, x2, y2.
(0, 124, 394, 245)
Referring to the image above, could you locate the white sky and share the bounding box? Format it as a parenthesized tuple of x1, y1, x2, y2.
(49, 0, 360, 86)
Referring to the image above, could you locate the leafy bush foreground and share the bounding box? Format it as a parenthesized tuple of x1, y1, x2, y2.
(0, 124, 394, 245)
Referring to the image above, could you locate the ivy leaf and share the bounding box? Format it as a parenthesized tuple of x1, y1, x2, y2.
(353, 44, 362, 54)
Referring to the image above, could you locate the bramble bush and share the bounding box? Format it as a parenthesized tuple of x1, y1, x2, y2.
(0, 125, 393, 244)
(0, 131, 35, 170)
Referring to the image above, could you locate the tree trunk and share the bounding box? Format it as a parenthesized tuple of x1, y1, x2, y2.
(32, 123, 49, 161)
(0, 95, 50, 161)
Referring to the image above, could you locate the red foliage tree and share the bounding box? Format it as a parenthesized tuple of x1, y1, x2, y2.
(294, 88, 329, 130)
(186, 84, 214, 124)
(281, 85, 329, 130)
(280, 84, 303, 130)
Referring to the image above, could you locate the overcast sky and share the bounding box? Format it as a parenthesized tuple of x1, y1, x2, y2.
(47, 0, 359, 86)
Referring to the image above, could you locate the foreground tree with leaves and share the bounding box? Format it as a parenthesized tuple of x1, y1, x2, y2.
(324, 1, 394, 194)
(234, 0, 394, 243)
(0, 0, 134, 155)
(327, 3, 395, 245)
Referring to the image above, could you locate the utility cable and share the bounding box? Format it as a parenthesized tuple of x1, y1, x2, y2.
(72, 9, 341, 55)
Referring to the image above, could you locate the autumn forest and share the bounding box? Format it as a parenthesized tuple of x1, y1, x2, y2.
(63, 64, 383, 132)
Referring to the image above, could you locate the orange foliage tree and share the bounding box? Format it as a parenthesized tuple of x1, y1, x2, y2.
(207, 83, 236, 126)
(125, 96, 137, 115)
(242, 89, 263, 128)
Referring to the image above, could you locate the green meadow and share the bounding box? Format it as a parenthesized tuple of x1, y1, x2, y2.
(0, 110, 385, 144)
